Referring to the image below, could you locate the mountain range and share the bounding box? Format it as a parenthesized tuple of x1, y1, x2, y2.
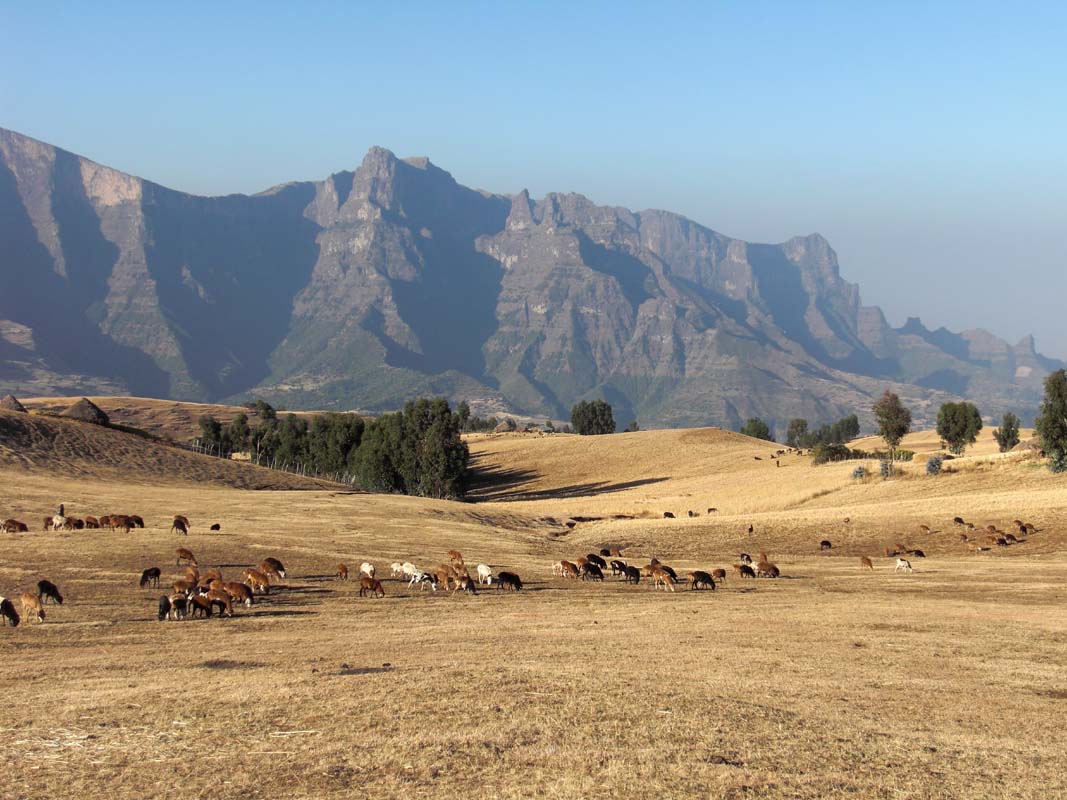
(0, 127, 1059, 431)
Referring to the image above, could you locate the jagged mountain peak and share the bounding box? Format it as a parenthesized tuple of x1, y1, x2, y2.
(0, 127, 1060, 428)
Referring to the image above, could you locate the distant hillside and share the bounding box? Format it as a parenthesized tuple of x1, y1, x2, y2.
(1, 126, 1061, 430)
(0, 408, 334, 489)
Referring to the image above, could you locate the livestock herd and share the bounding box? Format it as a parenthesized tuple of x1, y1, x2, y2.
(0, 503, 1047, 630)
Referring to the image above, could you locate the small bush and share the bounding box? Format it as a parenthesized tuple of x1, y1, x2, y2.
(852, 465, 868, 480)
(926, 455, 944, 476)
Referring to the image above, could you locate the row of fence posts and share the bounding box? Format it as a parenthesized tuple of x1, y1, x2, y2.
(182, 439, 356, 485)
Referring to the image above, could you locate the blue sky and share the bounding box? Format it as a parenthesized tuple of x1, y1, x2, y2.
(3, 1, 1065, 355)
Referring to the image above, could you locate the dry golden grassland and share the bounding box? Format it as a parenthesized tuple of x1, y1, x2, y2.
(0, 419, 1065, 799)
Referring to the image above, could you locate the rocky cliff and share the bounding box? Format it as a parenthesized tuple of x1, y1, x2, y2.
(1, 127, 1058, 430)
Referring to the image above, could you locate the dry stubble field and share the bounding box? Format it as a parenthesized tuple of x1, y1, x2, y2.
(1, 414, 1066, 799)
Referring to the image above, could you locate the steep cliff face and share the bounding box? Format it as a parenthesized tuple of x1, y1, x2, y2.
(0, 127, 1060, 429)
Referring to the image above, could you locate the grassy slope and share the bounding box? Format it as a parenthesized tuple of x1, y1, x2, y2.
(0, 421, 1064, 798)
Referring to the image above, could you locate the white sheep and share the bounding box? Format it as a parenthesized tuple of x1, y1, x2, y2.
(401, 562, 419, 578)
(360, 562, 375, 578)
(390, 562, 404, 577)
(476, 564, 493, 585)
(895, 558, 913, 573)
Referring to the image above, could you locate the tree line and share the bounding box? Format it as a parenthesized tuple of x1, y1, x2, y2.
(197, 397, 469, 499)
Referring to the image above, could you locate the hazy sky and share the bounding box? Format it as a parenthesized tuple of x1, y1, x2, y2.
(3, 2, 1065, 356)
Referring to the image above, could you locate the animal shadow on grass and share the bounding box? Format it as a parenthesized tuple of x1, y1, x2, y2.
(199, 659, 266, 670)
(248, 609, 316, 618)
(337, 665, 393, 676)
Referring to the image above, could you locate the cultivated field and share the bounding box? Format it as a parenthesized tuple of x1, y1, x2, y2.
(1, 416, 1065, 799)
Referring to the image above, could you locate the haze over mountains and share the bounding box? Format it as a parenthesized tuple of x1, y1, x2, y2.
(0, 127, 1059, 430)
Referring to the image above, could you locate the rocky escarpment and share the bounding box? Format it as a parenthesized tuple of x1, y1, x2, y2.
(0, 127, 1060, 430)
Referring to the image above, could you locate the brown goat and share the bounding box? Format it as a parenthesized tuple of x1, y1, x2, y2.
(1, 519, 29, 533)
(205, 589, 234, 616)
(188, 595, 212, 619)
(184, 566, 200, 585)
(651, 568, 676, 592)
(19, 592, 44, 623)
(860, 556, 874, 570)
(359, 576, 385, 598)
(224, 582, 255, 607)
(260, 558, 286, 578)
(336, 563, 349, 580)
(559, 560, 580, 579)
(243, 569, 271, 594)
(83, 515, 99, 529)
(172, 580, 195, 595)
(176, 548, 197, 566)
(446, 550, 464, 566)
(712, 568, 727, 582)
(171, 518, 188, 536)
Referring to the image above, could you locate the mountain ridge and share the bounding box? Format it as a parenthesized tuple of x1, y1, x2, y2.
(1, 126, 1059, 430)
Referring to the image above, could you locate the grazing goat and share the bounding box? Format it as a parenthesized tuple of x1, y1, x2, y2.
(391, 562, 404, 577)
(173, 514, 190, 530)
(336, 563, 349, 581)
(663, 512, 675, 519)
(84, 516, 99, 529)
(19, 592, 44, 623)
(497, 571, 523, 590)
(42, 516, 53, 532)
(359, 576, 385, 598)
(559, 561, 580, 580)
(171, 518, 188, 536)
(734, 564, 756, 579)
(711, 568, 727, 582)
(168, 594, 188, 620)
(176, 548, 197, 567)
(687, 510, 697, 518)
(739, 553, 753, 565)
(895, 558, 913, 573)
(689, 571, 716, 590)
(259, 563, 283, 582)
(953, 516, 965, 526)
(651, 568, 676, 592)
(209, 523, 221, 531)
(401, 562, 419, 578)
(599, 548, 612, 557)
(129, 515, 145, 529)
(189, 595, 213, 619)
(2, 519, 28, 533)
(184, 567, 201, 585)
(109, 515, 131, 533)
(756, 563, 780, 579)
(476, 564, 493, 585)
(860, 556, 874, 570)
(1004, 533, 1019, 545)
(206, 590, 234, 616)
(609, 559, 627, 576)
(139, 567, 161, 589)
(224, 582, 255, 607)
(908, 549, 926, 558)
(261, 558, 286, 578)
(157, 595, 172, 621)
(360, 562, 375, 578)
(243, 569, 271, 594)
(172, 579, 195, 596)
(408, 570, 436, 590)
(0, 596, 20, 627)
(580, 563, 604, 582)
(585, 553, 606, 569)
(707, 508, 718, 513)
(622, 565, 641, 584)
(820, 540, 832, 551)
(36, 580, 63, 605)
(446, 550, 464, 566)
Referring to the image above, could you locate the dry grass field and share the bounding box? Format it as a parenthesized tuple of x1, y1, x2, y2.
(1, 413, 1065, 799)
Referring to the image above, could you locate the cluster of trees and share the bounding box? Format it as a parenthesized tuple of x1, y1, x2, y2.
(739, 418, 774, 441)
(197, 398, 469, 499)
(571, 400, 616, 435)
(785, 414, 860, 449)
(1036, 369, 1067, 472)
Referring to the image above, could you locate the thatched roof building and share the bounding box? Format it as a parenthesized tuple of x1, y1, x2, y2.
(61, 397, 110, 426)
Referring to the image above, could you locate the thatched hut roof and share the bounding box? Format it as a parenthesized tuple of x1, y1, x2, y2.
(0, 394, 26, 413)
(61, 397, 110, 426)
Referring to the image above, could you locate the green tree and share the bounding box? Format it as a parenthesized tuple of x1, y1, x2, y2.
(1036, 369, 1067, 472)
(227, 413, 251, 452)
(740, 417, 773, 441)
(873, 390, 912, 454)
(198, 415, 222, 450)
(455, 401, 471, 431)
(992, 411, 1021, 453)
(571, 400, 615, 435)
(785, 418, 808, 448)
(624, 419, 640, 433)
(936, 401, 982, 455)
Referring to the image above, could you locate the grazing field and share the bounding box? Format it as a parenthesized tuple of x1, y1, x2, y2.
(1, 422, 1065, 799)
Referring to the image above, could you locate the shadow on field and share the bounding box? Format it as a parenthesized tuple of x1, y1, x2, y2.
(250, 609, 316, 618)
(467, 462, 670, 501)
